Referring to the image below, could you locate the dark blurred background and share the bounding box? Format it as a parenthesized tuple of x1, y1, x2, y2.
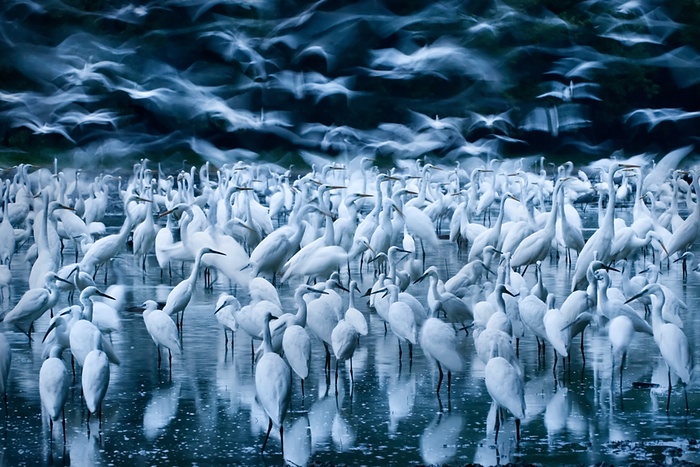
(1, 0, 699, 170)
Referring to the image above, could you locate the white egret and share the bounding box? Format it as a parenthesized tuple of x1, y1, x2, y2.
(608, 315, 635, 391)
(265, 284, 324, 356)
(248, 277, 282, 309)
(40, 345, 69, 441)
(543, 294, 572, 373)
(419, 298, 463, 397)
(1, 272, 72, 340)
(510, 181, 562, 270)
(416, 266, 472, 332)
(82, 330, 110, 430)
(142, 300, 181, 379)
(79, 194, 148, 282)
(571, 162, 632, 291)
(518, 288, 548, 359)
(386, 284, 417, 364)
(305, 273, 345, 370)
(468, 194, 515, 263)
(64, 287, 120, 369)
(626, 284, 693, 412)
(132, 182, 157, 271)
(331, 281, 367, 394)
(664, 171, 700, 260)
(163, 246, 225, 329)
(255, 311, 291, 454)
(484, 354, 526, 445)
(214, 293, 239, 350)
(282, 325, 311, 398)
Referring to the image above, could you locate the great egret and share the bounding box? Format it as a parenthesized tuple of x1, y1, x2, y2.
(282, 325, 311, 398)
(214, 293, 239, 350)
(416, 266, 472, 331)
(142, 300, 181, 379)
(419, 299, 462, 397)
(626, 284, 693, 412)
(608, 315, 635, 392)
(1, 272, 72, 340)
(255, 311, 291, 454)
(484, 354, 526, 444)
(40, 345, 69, 442)
(82, 330, 110, 430)
(386, 284, 417, 363)
(163, 246, 225, 329)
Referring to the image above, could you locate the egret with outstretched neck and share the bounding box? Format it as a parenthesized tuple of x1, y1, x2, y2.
(163, 246, 226, 330)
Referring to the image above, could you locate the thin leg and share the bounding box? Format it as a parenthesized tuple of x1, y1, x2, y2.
(398, 340, 402, 361)
(62, 409, 66, 445)
(667, 368, 672, 412)
(350, 357, 354, 384)
(301, 378, 305, 399)
(280, 425, 284, 455)
(261, 417, 273, 453)
(580, 330, 586, 365)
(516, 418, 521, 445)
(685, 385, 689, 413)
(494, 408, 500, 443)
(335, 360, 339, 396)
(436, 362, 444, 394)
(157, 347, 162, 369)
(620, 352, 626, 392)
(323, 343, 331, 374)
(169, 349, 173, 381)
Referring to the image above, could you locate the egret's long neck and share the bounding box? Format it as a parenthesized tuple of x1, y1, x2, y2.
(294, 290, 308, 326)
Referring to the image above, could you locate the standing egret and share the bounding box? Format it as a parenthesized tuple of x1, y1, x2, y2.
(142, 300, 181, 380)
(416, 266, 472, 332)
(419, 298, 463, 399)
(63, 287, 120, 370)
(543, 294, 572, 374)
(664, 170, 700, 260)
(214, 293, 239, 351)
(331, 281, 367, 395)
(1, 272, 72, 340)
(608, 315, 635, 392)
(626, 284, 693, 412)
(282, 325, 311, 398)
(510, 181, 562, 270)
(40, 345, 69, 442)
(0, 332, 10, 413)
(163, 246, 226, 330)
(386, 284, 417, 364)
(484, 353, 526, 445)
(82, 330, 110, 430)
(262, 285, 324, 363)
(79, 194, 148, 282)
(571, 162, 633, 291)
(255, 311, 291, 454)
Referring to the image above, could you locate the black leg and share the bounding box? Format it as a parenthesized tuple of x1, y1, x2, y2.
(667, 368, 672, 412)
(261, 417, 272, 453)
(494, 407, 500, 443)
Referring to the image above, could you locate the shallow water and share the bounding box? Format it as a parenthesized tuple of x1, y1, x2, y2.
(1, 201, 700, 467)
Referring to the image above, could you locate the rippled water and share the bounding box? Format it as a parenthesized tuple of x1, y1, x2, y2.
(1, 196, 699, 466)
